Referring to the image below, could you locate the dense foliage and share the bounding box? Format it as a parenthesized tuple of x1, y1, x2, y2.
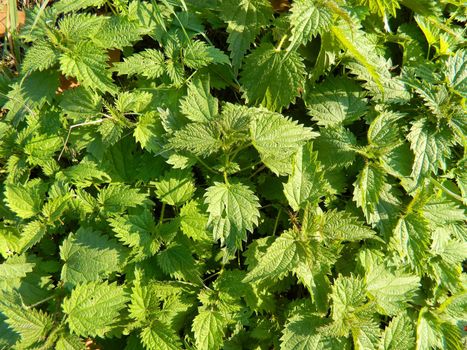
(0, 0, 466, 349)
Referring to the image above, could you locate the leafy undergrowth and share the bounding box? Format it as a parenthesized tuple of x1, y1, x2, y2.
(0, 0, 466, 349)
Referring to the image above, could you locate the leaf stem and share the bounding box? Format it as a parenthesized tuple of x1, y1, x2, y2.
(429, 177, 465, 204)
(194, 156, 217, 174)
(273, 207, 282, 236)
(159, 203, 166, 225)
(248, 164, 266, 180)
(275, 35, 288, 52)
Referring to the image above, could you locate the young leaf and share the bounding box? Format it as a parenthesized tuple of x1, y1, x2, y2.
(280, 313, 333, 350)
(205, 181, 260, 255)
(305, 76, 368, 127)
(59, 42, 117, 94)
(365, 265, 420, 316)
(62, 281, 127, 337)
(60, 227, 126, 286)
(180, 200, 211, 242)
(283, 142, 327, 211)
(390, 213, 431, 273)
(353, 163, 387, 220)
(97, 184, 148, 214)
(250, 109, 316, 175)
(169, 122, 222, 156)
(155, 169, 196, 207)
(192, 309, 226, 350)
(313, 210, 376, 242)
(4, 180, 47, 220)
(180, 78, 219, 123)
(380, 314, 416, 350)
(0, 304, 54, 348)
(288, 0, 332, 50)
(314, 126, 357, 169)
(156, 243, 201, 284)
(114, 49, 165, 79)
(140, 322, 181, 350)
(407, 118, 451, 189)
(244, 230, 301, 283)
(220, 0, 273, 71)
(240, 43, 306, 111)
(22, 41, 59, 73)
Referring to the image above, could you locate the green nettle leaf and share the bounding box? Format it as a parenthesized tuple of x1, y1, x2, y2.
(59, 42, 117, 94)
(244, 230, 302, 283)
(314, 126, 357, 169)
(313, 210, 376, 242)
(0, 255, 35, 288)
(407, 118, 451, 189)
(280, 313, 335, 350)
(330, 22, 382, 90)
(250, 109, 317, 175)
(97, 184, 148, 214)
(326, 274, 381, 344)
(380, 314, 416, 350)
(240, 43, 306, 111)
(4, 180, 47, 219)
(192, 309, 226, 350)
(156, 243, 201, 284)
(180, 78, 219, 123)
(180, 200, 211, 242)
(155, 169, 196, 206)
(367, 110, 404, 151)
(18, 220, 47, 253)
(365, 264, 420, 315)
(55, 333, 85, 350)
(390, 213, 431, 272)
(360, 0, 400, 18)
(54, 0, 106, 13)
(0, 304, 54, 348)
(184, 40, 230, 69)
(205, 181, 260, 256)
(445, 49, 466, 97)
(60, 227, 126, 286)
(62, 281, 127, 337)
(22, 40, 59, 73)
(140, 322, 181, 350)
(108, 210, 159, 259)
(283, 142, 327, 211)
(353, 163, 387, 220)
(220, 0, 273, 71)
(134, 112, 165, 154)
(169, 122, 222, 156)
(288, 0, 333, 50)
(114, 49, 165, 79)
(305, 76, 368, 127)
(0, 0, 465, 348)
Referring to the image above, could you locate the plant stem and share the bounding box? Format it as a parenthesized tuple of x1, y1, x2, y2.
(159, 203, 166, 224)
(248, 164, 266, 180)
(429, 177, 465, 204)
(273, 207, 282, 236)
(275, 34, 288, 52)
(194, 156, 217, 174)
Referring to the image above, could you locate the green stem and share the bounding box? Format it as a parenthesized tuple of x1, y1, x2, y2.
(248, 164, 266, 180)
(159, 203, 166, 225)
(429, 177, 465, 204)
(273, 207, 282, 236)
(238, 160, 263, 173)
(25, 294, 56, 309)
(275, 34, 288, 52)
(194, 156, 217, 174)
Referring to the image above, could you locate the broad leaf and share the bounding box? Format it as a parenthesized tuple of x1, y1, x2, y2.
(62, 281, 127, 337)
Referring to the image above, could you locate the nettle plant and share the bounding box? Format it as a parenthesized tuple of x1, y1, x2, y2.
(0, 0, 466, 349)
